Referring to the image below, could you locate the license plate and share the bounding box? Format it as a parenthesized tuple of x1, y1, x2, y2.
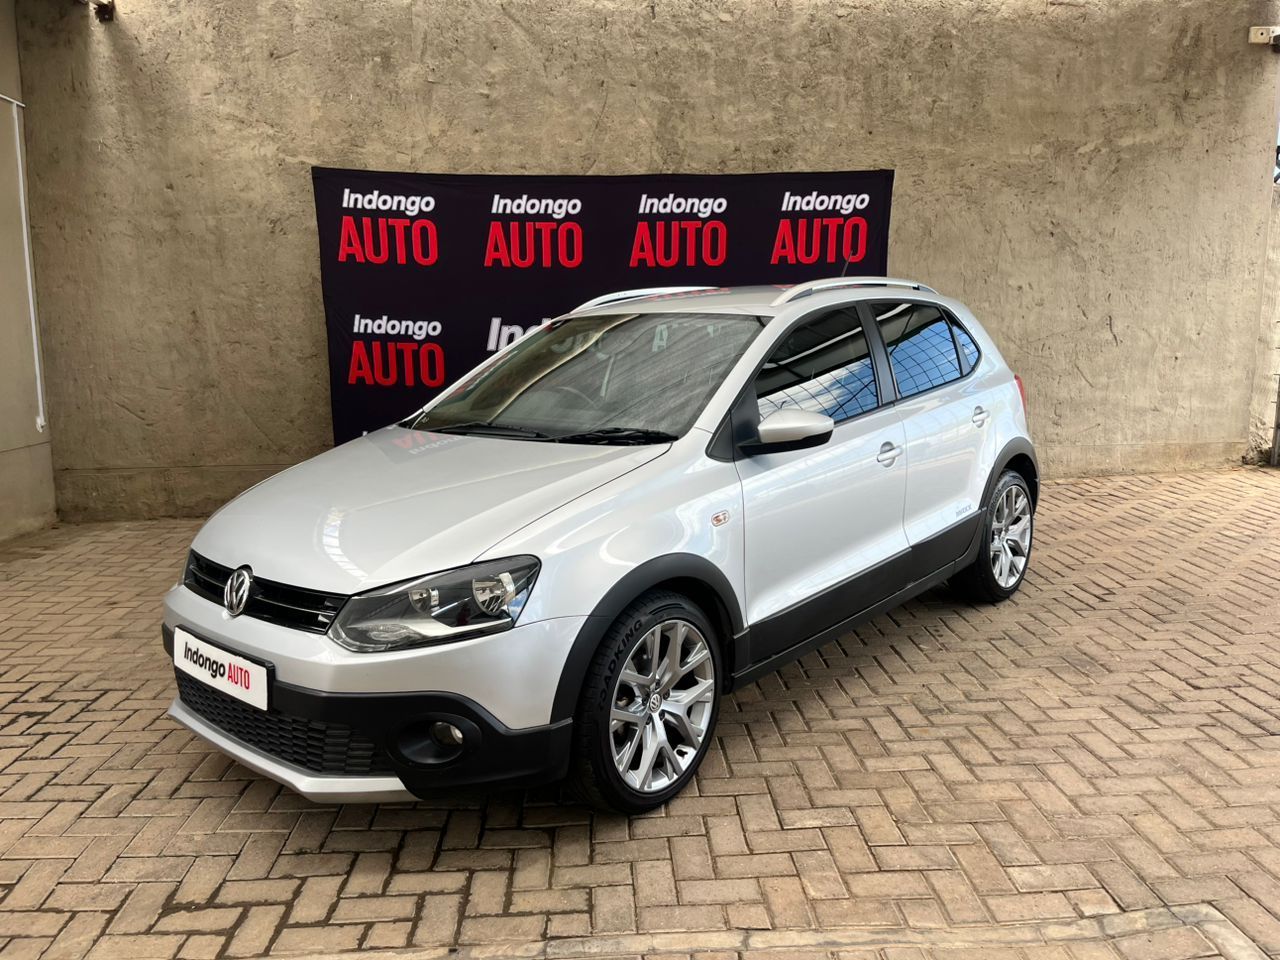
(173, 628, 269, 711)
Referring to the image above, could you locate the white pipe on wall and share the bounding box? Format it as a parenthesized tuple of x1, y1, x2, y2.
(10, 97, 46, 433)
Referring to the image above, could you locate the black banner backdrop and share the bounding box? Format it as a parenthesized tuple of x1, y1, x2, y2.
(312, 167, 894, 444)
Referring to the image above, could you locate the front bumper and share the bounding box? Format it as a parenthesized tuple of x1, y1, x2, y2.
(163, 619, 576, 801)
(163, 584, 585, 730)
(169, 698, 415, 803)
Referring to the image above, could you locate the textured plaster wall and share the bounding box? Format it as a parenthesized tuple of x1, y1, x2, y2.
(15, 0, 1280, 521)
(0, 0, 54, 541)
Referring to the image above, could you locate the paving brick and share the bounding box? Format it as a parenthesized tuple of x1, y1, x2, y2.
(508, 887, 590, 913)
(215, 879, 298, 904)
(270, 925, 362, 954)
(84, 935, 184, 960)
(223, 904, 285, 958)
(329, 895, 417, 923)
(284, 875, 340, 925)
(761, 876, 815, 929)
(634, 858, 679, 907)
(107, 884, 174, 936)
(462, 869, 508, 916)
(591, 884, 636, 933)
(712, 852, 795, 879)
(44, 885, 131, 913)
(411, 893, 462, 947)
(174, 934, 223, 960)
(985, 892, 1078, 922)
(1008, 864, 1099, 892)
(150, 907, 241, 933)
(636, 904, 725, 932)
(457, 914, 545, 942)
(3, 860, 69, 909)
(1113, 926, 1217, 960)
(362, 920, 410, 949)
(792, 850, 848, 899)
(42, 911, 108, 960)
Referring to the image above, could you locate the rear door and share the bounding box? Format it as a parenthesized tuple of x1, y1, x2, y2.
(736, 306, 910, 665)
(867, 300, 993, 580)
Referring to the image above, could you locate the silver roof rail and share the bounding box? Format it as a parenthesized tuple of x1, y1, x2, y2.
(769, 277, 937, 307)
(572, 286, 716, 312)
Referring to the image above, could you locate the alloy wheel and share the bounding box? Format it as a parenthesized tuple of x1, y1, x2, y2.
(609, 619, 716, 793)
(989, 484, 1032, 589)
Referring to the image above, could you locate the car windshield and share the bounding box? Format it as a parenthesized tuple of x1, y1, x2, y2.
(406, 312, 765, 442)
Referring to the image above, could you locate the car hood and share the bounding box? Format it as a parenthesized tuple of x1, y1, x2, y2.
(191, 426, 667, 595)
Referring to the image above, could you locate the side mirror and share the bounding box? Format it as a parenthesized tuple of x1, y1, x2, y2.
(740, 409, 834, 456)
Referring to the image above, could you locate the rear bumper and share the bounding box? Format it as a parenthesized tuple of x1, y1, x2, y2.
(164, 626, 574, 801)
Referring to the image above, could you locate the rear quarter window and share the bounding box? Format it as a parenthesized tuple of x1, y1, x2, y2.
(871, 302, 964, 400)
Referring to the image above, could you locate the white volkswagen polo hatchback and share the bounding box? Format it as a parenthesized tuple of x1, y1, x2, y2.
(164, 278, 1038, 812)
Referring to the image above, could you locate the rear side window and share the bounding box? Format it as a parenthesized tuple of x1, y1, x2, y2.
(755, 307, 879, 423)
(871, 302, 963, 400)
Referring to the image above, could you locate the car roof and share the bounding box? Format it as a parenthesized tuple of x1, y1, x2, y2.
(568, 278, 941, 317)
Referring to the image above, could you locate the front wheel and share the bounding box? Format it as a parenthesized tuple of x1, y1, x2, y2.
(951, 470, 1034, 603)
(569, 591, 721, 813)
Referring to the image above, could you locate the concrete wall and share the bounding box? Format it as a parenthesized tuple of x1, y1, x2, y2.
(15, 0, 1280, 521)
(0, 0, 54, 540)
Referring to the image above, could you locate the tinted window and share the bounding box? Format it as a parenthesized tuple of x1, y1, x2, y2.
(873, 302, 963, 399)
(755, 308, 878, 422)
(952, 320, 980, 371)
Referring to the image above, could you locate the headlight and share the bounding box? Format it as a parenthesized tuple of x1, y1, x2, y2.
(328, 556, 539, 653)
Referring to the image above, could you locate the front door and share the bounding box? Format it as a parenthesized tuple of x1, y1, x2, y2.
(736, 306, 910, 665)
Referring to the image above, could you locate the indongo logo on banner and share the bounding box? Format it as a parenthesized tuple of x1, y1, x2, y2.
(342, 188, 436, 217)
(780, 190, 871, 215)
(637, 193, 728, 219)
(490, 194, 582, 220)
(353, 314, 443, 342)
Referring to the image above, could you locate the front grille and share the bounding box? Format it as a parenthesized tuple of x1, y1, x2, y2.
(177, 672, 394, 776)
(184, 552, 346, 634)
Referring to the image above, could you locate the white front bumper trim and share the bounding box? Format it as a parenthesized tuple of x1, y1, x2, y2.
(168, 699, 415, 804)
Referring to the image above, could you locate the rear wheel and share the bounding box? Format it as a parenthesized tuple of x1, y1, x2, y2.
(569, 591, 721, 813)
(951, 470, 1034, 602)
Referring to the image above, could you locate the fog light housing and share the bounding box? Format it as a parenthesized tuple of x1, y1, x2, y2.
(394, 717, 475, 767)
(431, 721, 465, 748)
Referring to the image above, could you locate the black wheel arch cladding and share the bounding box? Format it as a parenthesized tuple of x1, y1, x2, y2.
(985, 436, 1039, 509)
(551, 553, 744, 723)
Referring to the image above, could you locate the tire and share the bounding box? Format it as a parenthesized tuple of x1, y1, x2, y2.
(568, 590, 722, 813)
(951, 469, 1035, 603)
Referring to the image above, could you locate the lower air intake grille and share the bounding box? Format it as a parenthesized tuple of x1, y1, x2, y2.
(177, 673, 394, 776)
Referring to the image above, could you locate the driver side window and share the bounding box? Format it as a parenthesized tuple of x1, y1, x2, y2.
(754, 308, 879, 423)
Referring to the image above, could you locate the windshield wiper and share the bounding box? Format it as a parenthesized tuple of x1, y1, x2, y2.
(428, 421, 553, 440)
(554, 427, 679, 445)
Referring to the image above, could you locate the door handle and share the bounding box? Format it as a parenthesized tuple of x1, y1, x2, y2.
(972, 405, 990, 426)
(876, 441, 903, 466)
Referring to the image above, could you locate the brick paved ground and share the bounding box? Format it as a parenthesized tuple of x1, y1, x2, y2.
(0, 470, 1278, 960)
